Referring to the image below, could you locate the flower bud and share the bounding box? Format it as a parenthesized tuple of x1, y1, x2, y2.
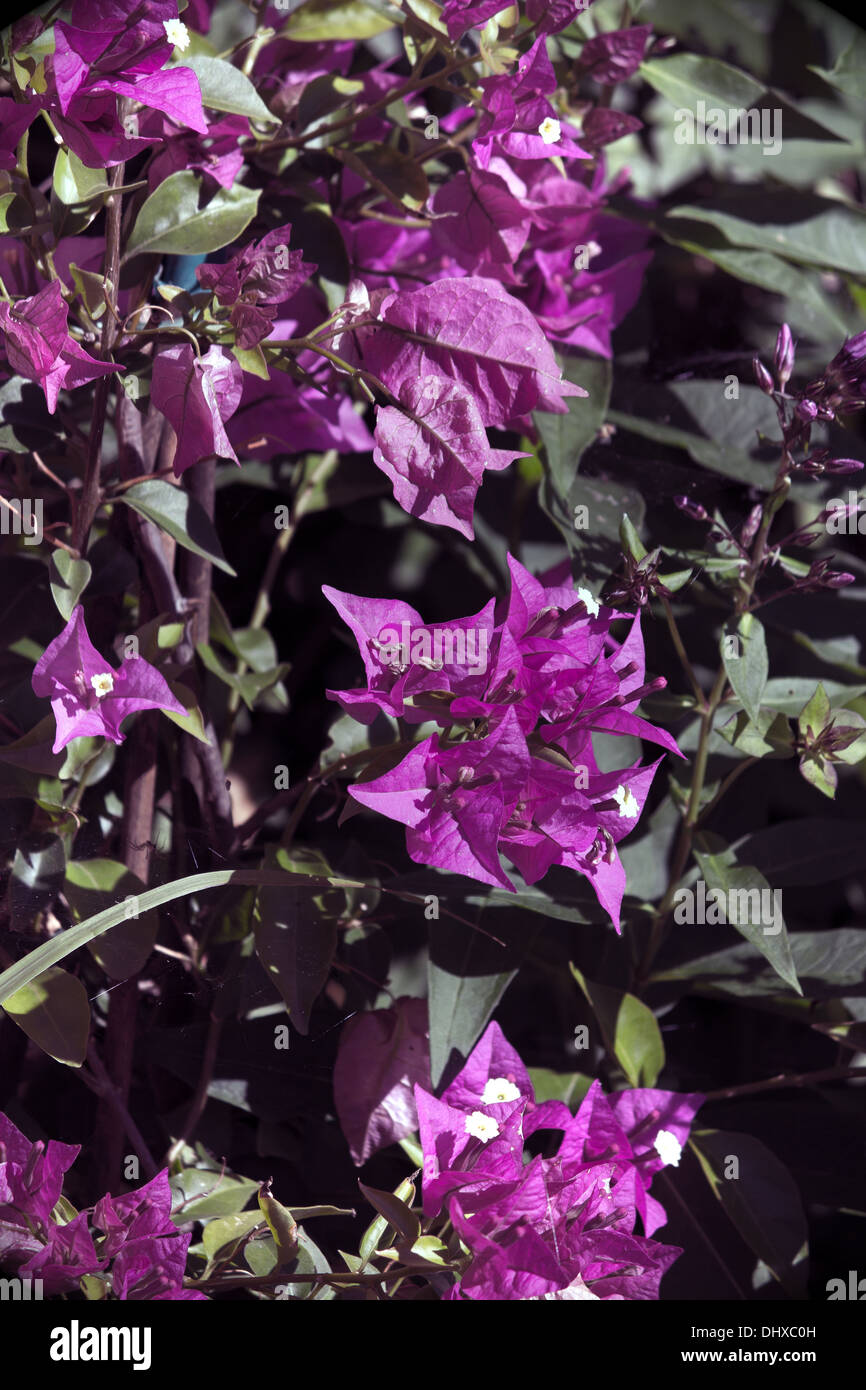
(795, 397, 818, 422)
(774, 324, 795, 386)
(824, 458, 865, 474)
(753, 356, 775, 395)
(674, 495, 708, 521)
(822, 571, 856, 588)
(740, 503, 763, 547)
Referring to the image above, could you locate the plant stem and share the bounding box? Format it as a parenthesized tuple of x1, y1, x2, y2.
(660, 595, 705, 707)
(220, 450, 338, 765)
(633, 664, 728, 991)
(73, 161, 124, 554)
(704, 1064, 866, 1101)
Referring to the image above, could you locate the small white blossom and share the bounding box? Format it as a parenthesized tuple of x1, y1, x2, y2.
(613, 784, 639, 819)
(465, 1111, 500, 1143)
(163, 18, 190, 50)
(90, 673, 115, 699)
(538, 117, 562, 145)
(576, 587, 600, 618)
(482, 1077, 521, 1104)
(600, 1175, 613, 1195)
(653, 1129, 683, 1166)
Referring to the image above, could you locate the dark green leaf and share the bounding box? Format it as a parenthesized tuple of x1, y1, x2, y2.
(693, 849, 800, 994)
(254, 878, 336, 1036)
(125, 171, 259, 259)
(65, 859, 158, 980)
(2, 966, 90, 1066)
(691, 1129, 808, 1297)
(119, 479, 236, 576)
(9, 832, 65, 925)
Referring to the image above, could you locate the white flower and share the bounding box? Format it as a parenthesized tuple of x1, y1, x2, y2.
(538, 117, 562, 145)
(163, 18, 191, 51)
(90, 673, 115, 699)
(600, 1175, 613, 1195)
(482, 1077, 521, 1104)
(613, 783, 639, 819)
(576, 587, 600, 618)
(465, 1111, 500, 1143)
(653, 1129, 683, 1167)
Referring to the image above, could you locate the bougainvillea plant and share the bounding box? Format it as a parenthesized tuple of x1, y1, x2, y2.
(0, 0, 865, 1310)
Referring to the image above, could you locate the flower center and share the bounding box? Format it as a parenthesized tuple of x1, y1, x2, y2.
(465, 1111, 500, 1143)
(482, 1077, 521, 1104)
(613, 784, 638, 819)
(90, 672, 115, 699)
(163, 18, 191, 50)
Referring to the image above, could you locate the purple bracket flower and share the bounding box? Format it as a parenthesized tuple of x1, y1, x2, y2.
(32, 605, 187, 753)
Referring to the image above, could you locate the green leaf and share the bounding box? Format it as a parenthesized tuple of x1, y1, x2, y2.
(691, 1129, 808, 1297)
(693, 849, 800, 994)
(761, 677, 866, 715)
(336, 143, 428, 211)
(281, 0, 399, 41)
(254, 875, 336, 1036)
(119, 479, 236, 576)
(125, 171, 259, 259)
(160, 679, 211, 744)
(731, 819, 866, 887)
(654, 927, 866, 1001)
(716, 707, 794, 760)
(9, 832, 66, 925)
(426, 900, 537, 1089)
(667, 191, 866, 279)
(49, 552, 91, 622)
(175, 55, 278, 123)
(619, 512, 647, 562)
(52, 149, 107, 206)
(358, 1182, 420, 1246)
(257, 1185, 299, 1267)
(534, 356, 611, 509)
(2, 966, 90, 1066)
(527, 1067, 593, 1109)
(170, 1170, 259, 1222)
(0, 866, 372, 1007)
(798, 683, 831, 739)
(0, 375, 57, 454)
(640, 54, 845, 143)
(722, 613, 767, 725)
(231, 343, 270, 379)
(810, 30, 866, 97)
(201, 1210, 265, 1263)
(65, 859, 158, 980)
(68, 263, 109, 321)
(570, 967, 664, 1087)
